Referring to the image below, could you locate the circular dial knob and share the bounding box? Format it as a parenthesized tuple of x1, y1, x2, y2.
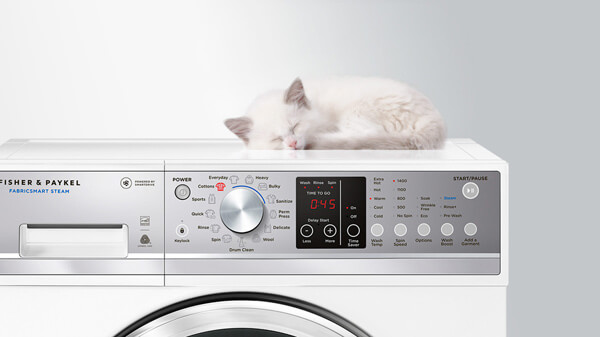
(220, 188, 264, 234)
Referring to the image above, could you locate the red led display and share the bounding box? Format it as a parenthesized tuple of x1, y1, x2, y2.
(310, 198, 336, 210)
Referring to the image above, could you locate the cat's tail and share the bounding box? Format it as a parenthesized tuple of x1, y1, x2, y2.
(308, 135, 427, 150)
(309, 123, 446, 150)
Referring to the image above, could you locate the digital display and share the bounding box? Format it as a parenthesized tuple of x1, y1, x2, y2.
(309, 198, 336, 210)
(296, 177, 366, 249)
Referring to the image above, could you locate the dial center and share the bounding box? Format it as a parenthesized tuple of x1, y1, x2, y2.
(220, 188, 264, 234)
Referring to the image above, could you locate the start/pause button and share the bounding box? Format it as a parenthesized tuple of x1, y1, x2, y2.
(462, 182, 479, 199)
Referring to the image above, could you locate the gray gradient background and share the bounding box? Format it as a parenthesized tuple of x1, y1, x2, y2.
(0, 1, 598, 336)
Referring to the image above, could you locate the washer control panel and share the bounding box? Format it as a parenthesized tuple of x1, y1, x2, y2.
(165, 171, 500, 256)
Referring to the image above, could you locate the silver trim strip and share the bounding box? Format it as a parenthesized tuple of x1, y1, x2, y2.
(0, 259, 163, 275)
(165, 253, 500, 259)
(166, 258, 500, 275)
(0, 253, 162, 259)
(0, 275, 164, 286)
(125, 253, 164, 259)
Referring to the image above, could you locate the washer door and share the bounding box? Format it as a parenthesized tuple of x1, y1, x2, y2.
(116, 293, 370, 337)
(189, 330, 291, 337)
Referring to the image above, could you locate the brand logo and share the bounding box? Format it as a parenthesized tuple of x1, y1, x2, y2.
(0, 179, 81, 186)
(120, 177, 132, 189)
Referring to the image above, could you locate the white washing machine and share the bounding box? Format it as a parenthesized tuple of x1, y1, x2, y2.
(0, 139, 508, 337)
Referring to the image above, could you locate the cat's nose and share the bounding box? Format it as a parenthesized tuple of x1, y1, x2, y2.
(289, 140, 297, 149)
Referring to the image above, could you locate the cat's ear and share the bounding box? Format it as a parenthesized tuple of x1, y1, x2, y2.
(224, 117, 253, 143)
(284, 78, 311, 109)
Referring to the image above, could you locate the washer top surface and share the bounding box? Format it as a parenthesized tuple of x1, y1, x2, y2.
(0, 138, 502, 162)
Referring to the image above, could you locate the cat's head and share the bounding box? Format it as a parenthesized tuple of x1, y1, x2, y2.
(224, 78, 317, 150)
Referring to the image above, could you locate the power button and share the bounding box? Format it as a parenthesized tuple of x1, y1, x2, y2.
(175, 184, 191, 200)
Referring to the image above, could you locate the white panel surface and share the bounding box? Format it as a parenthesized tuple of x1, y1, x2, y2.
(0, 285, 506, 337)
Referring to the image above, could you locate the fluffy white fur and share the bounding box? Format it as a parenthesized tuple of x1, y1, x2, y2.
(225, 77, 446, 150)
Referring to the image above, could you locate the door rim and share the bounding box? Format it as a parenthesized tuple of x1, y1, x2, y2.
(114, 292, 371, 337)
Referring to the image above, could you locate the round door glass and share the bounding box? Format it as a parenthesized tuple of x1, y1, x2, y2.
(190, 328, 293, 337)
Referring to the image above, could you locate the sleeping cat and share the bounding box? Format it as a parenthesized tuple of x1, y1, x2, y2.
(224, 77, 446, 150)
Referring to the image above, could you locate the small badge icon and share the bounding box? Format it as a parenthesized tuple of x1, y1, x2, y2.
(216, 182, 226, 191)
(120, 177, 132, 189)
(140, 216, 150, 226)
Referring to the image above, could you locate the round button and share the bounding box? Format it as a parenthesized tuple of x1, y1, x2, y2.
(417, 223, 431, 236)
(394, 223, 408, 237)
(464, 222, 478, 236)
(175, 184, 191, 200)
(176, 224, 188, 237)
(462, 182, 479, 199)
(220, 188, 264, 234)
(441, 223, 454, 236)
(300, 224, 314, 238)
(371, 223, 384, 237)
(347, 224, 360, 238)
(324, 224, 337, 238)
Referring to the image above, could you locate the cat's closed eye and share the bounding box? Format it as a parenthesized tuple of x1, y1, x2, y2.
(290, 123, 299, 133)
(271, 136, 283, 142)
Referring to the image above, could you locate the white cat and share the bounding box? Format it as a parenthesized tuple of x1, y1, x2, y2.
(225, 77, 446, 150)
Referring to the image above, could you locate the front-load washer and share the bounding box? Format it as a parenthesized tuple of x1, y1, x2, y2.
(0, 138, 508, 337)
